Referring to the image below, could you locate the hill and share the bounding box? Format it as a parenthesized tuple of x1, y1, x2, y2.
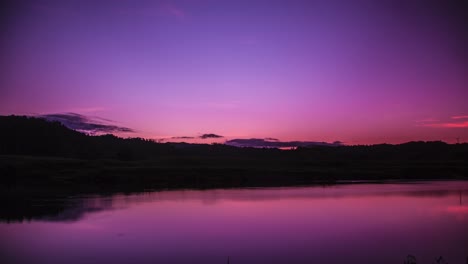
(1, 115, 467, 196)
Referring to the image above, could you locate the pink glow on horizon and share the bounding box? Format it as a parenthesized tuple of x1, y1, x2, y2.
(1, 1, 467, 144)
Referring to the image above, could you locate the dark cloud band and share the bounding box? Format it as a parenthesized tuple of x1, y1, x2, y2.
(200, 133, 223, 139)
(37, 113, 134, 134)
(225, 138, 342, 148)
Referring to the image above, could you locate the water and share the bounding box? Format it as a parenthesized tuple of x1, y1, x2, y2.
(1, 181, 468, 264)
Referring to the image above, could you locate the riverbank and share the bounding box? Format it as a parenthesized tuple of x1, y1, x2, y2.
(2, 154, 467, 197)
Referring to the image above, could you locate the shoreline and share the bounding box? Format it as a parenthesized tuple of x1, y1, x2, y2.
(2, 154, 467, 197)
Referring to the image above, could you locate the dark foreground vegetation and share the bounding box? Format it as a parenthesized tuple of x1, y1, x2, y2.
(1, 115, 468, 222)
(1, 115, 468, 195)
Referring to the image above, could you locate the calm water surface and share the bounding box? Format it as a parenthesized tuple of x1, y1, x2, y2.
(1, 181, 468, 264)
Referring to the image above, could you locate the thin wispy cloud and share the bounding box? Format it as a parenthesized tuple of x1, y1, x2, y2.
(171, 136, 195, 139)
(159, 133, 224, 142)
(36, 113, 135, 135)
(422, 121, 468, 128)
(418, 115, 468, 128)
(451, 115, 468, 120)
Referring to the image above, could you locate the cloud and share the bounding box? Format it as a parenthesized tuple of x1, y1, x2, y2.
(200, 133, 223, 139)
(159, 133, 224, 142)
(418, 115, 468, 128)
(37, 113, 134, 135)
(451, 115, 468, 120)
(225, 138, 343, 148)
(171, 136, 195, 139)
(422, 121, 468, 128)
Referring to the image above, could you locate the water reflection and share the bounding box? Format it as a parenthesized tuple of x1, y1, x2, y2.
(2, 181, 468, 223)
(1, 181, 468, 264)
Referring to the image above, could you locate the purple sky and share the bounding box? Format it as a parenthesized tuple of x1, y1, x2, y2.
(1, 0, 467, 144)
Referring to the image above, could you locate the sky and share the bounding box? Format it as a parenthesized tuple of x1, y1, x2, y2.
(1, 0, 467, 145)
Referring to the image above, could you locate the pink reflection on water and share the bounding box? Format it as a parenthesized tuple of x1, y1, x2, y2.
(446, 206, 468, 214)
(445, 205, 468, 221)
(1, 181, 468, 264)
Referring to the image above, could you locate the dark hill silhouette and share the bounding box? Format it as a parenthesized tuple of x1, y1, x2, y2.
(0, 115, 467, 197)
(2, 115, 467, 161)
(0, 115, 175, 159)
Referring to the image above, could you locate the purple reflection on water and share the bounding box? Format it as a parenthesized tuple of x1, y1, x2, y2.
(1, 181, 468, 264)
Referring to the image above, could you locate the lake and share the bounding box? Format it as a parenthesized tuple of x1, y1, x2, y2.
(1, 181, 468, 264)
